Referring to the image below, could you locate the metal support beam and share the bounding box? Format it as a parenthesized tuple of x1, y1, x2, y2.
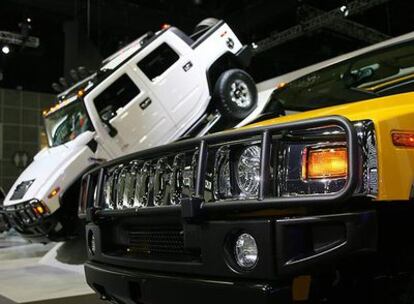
(301, 5, 390, 44)
(0, 31, 39, 48)
(254, 0, 391, 54)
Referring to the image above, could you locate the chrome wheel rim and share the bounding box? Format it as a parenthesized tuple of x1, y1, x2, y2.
(230, 80, 251, 108)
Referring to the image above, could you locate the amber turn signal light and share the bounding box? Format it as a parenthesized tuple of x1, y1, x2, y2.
(35, 205, 45, 215)
(392, 132, 414, 148)
(302, 147, 348, 180)
(32, 201, 49, 217)
(47, 187, 60, 199)
(77, 89, 85, 97)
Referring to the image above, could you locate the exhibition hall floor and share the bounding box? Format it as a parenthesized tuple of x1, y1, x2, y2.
(0, 231, 103, 304)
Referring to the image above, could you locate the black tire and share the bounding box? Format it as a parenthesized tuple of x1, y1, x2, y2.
(193, 17, 220, 33)
(214, 69, 258, 121)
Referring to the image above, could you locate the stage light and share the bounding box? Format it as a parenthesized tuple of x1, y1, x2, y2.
(1, 46, 10, 55)
(340, 5, 349, 17)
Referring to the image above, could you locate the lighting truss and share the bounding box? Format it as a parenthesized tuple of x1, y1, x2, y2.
(0, 31, 39, 48)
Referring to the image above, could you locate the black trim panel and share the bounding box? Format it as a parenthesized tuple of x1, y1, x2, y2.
(191, 20, 225, 49)
(87, 139, 98, 153)
(275, 210, 378, 275)
(235, 45, 253, 67)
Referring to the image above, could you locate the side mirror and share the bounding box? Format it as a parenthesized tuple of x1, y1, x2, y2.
(102, 119, 118, 137)
(99, 106, 118, 137)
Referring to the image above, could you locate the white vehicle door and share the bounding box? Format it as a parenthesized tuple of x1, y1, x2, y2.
(133, 33, 209, 128)
(85, 68, 175, 155)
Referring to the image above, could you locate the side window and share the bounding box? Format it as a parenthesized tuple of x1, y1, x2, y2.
(94, 74, 140, 121)
(138, 43, 179, 81)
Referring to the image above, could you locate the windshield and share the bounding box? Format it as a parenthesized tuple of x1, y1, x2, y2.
(44, 99, 93, 147)
(264, 40, 414, 113)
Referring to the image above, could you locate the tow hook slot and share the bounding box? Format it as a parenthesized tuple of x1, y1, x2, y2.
(275, 210, 377, 275)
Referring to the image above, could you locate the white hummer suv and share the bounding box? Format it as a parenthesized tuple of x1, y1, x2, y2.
(2, 18, 257, 242)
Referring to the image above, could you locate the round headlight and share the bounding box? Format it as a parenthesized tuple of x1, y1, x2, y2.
(237, 145, 261, 197)
(234, 233, 258, 269)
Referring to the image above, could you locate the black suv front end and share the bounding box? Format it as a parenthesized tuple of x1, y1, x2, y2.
(82, 116, 378, 304)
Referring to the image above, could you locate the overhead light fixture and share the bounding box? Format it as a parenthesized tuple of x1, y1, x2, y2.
(340, 5, 349, 17)
(1, 46, 10, 55)
(27, 17, 32, 23)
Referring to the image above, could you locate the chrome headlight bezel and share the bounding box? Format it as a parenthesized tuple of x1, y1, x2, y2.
(212, 143, 263, 201)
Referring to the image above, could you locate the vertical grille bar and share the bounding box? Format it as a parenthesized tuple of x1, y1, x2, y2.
(195, 140, 208, 198)
(259, 130, 271, 200)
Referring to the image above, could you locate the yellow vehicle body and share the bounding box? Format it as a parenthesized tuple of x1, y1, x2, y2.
(249, 91, 414, 201)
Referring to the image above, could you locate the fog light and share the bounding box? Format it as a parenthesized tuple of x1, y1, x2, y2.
(235, 233, 258, 269)
(88, 231, 96, 255)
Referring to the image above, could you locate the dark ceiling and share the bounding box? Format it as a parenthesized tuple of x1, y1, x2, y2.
(0, 0, 414, 93)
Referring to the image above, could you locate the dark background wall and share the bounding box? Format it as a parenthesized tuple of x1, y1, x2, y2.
(1, 0, 414, 191)
(0, 89, 55, 191)
(1, 0, 414, 93)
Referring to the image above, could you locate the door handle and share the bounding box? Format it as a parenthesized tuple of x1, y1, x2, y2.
(183, 61, 193, 72)
(140, 98, 152, 110)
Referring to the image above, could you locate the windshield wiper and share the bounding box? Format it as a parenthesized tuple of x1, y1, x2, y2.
(349, 87, 379, 97)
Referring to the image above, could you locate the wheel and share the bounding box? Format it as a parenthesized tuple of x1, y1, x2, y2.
(193, 17, 220, 33)
(214, 69, 258, 121)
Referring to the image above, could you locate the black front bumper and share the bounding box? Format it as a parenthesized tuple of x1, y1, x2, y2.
(85, 210, 377, 303)
(4, 208, 59, 243)
(0, 213, 10, 232)
(85, 261, 291, 304)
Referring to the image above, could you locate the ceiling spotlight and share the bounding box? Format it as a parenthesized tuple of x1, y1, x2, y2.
(1, 46, 10, 55)
(27, 17, 32, 23)
(340, 5, 349, 17)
